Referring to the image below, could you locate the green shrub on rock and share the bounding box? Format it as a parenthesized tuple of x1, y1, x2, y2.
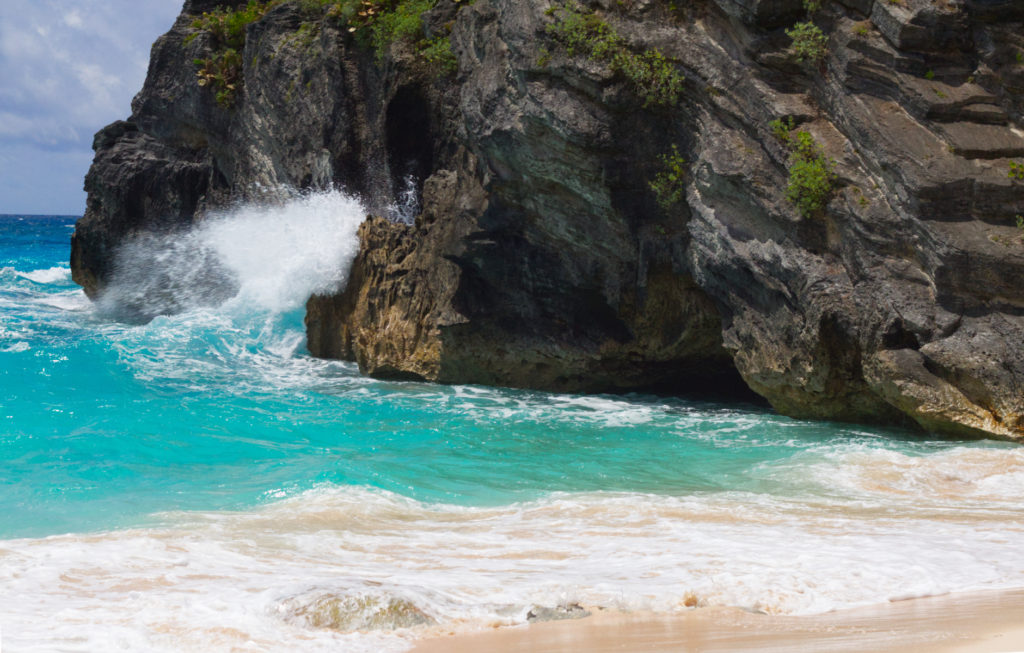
(186, 1, 277, 107)
(186, 0, 460, 105)
(649, 145, 687, 209)
(194, 49, 244, 108)
(369, 0, 434, 58)
(327, 0, 459, 75)
(786, 22, 828, 63)
(420, 36, 457, 75)
(546, 4, 684, 108)
(770, 116, 795, 144)
(188, 1, 272, 50)
(1010, 161, 1024, 181)
(787, 152, 835, 217)
(779, 128, 837, 218)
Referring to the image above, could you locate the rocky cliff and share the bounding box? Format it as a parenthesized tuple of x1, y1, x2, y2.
(72, 0, 1024, 439)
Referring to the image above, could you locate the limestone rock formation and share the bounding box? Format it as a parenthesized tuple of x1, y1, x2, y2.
(72, 0, 1024, 439)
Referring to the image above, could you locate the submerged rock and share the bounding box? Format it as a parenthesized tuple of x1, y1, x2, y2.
(73, 0, 1024, 439)
(526, 603, 591, 622)
(279, 592, 436, 632)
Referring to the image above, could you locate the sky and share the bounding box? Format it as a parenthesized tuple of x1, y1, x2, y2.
(0, 1, 184, 215)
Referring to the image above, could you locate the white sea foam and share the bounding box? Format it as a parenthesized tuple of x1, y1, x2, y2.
(757, 442, 1024, 511)
(97, 189, 366, 320)
(33, 289, 90, 311)
(91, 190, 369, 391)
(19, 265, 71, 284)
(202, 190, 366, 313)
(2, 466, 1024, 653)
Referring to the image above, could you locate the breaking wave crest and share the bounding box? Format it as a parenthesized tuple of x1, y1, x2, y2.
(97, 190, 366, 321)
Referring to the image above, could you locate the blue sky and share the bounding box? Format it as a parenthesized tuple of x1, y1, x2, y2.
(0, 1, 183, 215)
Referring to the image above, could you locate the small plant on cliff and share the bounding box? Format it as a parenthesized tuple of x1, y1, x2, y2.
(802, 0, 822, 13)
(545, 4, 685, 108)
(194, 50, 245, 108)
(537, 47, 552, 67)
(368, 0, 433, 55)
(298, 0, 338, 15)
(186, 1, 278, 107)
(770, 116, 796, 144)
(649, 144, 687, 209)
(420, 35, 457, 74)
(1010, 161, 1024, 181)
(188, 0, 459, 103)
(781, 129, 837, 218)
(188, 1, 272, 49)
(786, 22, 828, 63)
(329, 0, 458, 76)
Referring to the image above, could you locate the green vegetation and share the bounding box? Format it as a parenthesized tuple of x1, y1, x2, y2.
(536, 47, 552, 67)
(299, 0, 341, 15)
(545, 4, 685, 108)
(1017, 215, 1024, 231)
(187, 1, 277, 107)
(367, 0, 434, 56)
(284, 21, 321, 50)
(770, 116, 795, 143)
(925, 69, 934, 80)
(802, 0, 822, 13)
(851, 21, 869, 37)
(1010, 161, 1024, 181)
(186, 0, 460, 107)
(854, 187, 869, 207)
(772, 119, 836, 218)
(786, 22, 828, 63)
(419, 35, 457, 74)
(194, 50, 244, 108)
(649, 144, 687, 209)
(187, 0, 270, 49)
(787, 131, 837, 217)
(317, 0, 463, 72)
(351, 0, 460, 74)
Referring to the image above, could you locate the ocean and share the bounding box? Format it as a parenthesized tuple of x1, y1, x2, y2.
(2, 196, 1023, 652)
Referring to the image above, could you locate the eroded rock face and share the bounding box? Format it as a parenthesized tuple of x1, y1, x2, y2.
(74, 0, 1024, 439)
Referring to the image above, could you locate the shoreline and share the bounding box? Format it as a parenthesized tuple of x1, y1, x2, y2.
(411, 588, 1024, 653)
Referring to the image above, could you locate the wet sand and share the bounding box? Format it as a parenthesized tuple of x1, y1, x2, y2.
(413, 588, 1024, 653)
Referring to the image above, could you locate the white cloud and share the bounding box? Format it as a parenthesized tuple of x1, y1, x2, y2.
(0, 0, 183, 213)
(63, 10, 84, 29)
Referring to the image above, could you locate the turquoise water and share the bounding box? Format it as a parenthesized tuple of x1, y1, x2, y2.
(2, 203, 1023, 652)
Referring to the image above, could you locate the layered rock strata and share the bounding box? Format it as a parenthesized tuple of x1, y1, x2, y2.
(73, 0, 1024, 439)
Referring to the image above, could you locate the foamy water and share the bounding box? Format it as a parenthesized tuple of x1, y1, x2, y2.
(97, 190, 365, 321)
(1, 208, 1023, 652)
(3, 471, 1024, 652)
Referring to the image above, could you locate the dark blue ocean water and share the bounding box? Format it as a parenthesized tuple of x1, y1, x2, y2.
(1, 203, 1022, 651)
